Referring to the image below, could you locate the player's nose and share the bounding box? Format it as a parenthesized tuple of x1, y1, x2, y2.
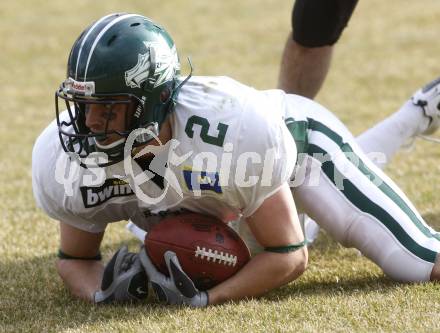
(85, 105, 105, 132)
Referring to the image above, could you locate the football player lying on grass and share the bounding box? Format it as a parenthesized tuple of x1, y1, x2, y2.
(32, 13, 440, 306)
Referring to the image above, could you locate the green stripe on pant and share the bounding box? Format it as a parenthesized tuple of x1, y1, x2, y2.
(307, 118, 440, 242)
(303, 118, 438, 263)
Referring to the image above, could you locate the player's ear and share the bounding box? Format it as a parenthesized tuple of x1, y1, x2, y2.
(159, 87, 171, 103)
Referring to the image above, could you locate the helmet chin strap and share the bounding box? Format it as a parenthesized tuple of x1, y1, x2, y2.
(95, 137, 126, 150)
(90, 137, 127, 164)
(92, 122, 160, 161)
(134, 122, 159, 144)
(171, 57, 193, 102)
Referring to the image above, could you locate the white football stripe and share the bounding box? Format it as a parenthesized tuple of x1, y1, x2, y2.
(83, 13, 142, 81)
(75, 13, 115, 80)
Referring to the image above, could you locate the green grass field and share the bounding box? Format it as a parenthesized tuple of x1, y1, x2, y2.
(1, 0, 440, 332)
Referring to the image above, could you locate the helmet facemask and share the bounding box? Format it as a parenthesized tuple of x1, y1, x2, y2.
(55, 79, 167, 167)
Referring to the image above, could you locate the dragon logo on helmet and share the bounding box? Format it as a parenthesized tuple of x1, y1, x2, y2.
(125, 41, 179, 89)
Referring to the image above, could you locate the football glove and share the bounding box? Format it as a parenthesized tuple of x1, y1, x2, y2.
(94, 245, 149, 303)
(139, 248, 209, 307)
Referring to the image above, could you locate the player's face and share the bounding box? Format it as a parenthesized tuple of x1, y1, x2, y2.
(84, 98, 132, 146)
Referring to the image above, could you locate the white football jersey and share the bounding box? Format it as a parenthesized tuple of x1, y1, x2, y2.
(32, 76, 298, 232)
(133, 76, 298, 221)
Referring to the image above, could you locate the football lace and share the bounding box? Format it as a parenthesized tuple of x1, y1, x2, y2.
(194, 246, 238, 266)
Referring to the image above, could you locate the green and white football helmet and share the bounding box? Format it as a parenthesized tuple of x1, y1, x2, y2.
(56, 13, 182, 166)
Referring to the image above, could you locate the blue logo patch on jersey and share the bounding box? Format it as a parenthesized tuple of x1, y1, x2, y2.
(183, 169, 222, 194)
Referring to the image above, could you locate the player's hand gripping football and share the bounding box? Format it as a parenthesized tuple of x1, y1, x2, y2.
(94, 245, 149, 303)
(139, 247, 209, 307)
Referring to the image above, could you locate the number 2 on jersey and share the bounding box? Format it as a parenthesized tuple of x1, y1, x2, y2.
(185, 115, 229, 147)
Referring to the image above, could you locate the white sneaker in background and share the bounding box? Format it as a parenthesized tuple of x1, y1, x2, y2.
(411, 76, 440, 143)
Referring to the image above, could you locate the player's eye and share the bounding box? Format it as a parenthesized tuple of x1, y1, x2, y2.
(103, 105, 117, 121)
(84, 104, 117, 121)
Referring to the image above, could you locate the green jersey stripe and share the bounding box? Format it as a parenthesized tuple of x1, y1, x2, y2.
(285, 118, 309, 154)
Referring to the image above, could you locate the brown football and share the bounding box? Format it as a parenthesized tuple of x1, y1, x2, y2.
(145, 212, 251, 290)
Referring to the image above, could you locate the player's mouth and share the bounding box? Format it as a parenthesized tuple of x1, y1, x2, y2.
(91, 131, 122, 147)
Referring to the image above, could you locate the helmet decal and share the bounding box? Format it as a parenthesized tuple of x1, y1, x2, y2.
(125, 41, 153, 88)
(125, 42, 179, 89)
(153, 44, 180, 88)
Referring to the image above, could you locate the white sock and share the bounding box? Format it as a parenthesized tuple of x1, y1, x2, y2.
(355, 99, 429, 169)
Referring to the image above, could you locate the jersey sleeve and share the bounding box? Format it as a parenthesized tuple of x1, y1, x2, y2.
(234, 90, 297, 217)
(33, 178, 107, 233)
(31, 119, 109, 233)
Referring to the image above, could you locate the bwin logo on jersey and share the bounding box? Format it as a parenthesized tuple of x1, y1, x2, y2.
(80, 178, 134, 208)
(125, 42, 179, 89)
